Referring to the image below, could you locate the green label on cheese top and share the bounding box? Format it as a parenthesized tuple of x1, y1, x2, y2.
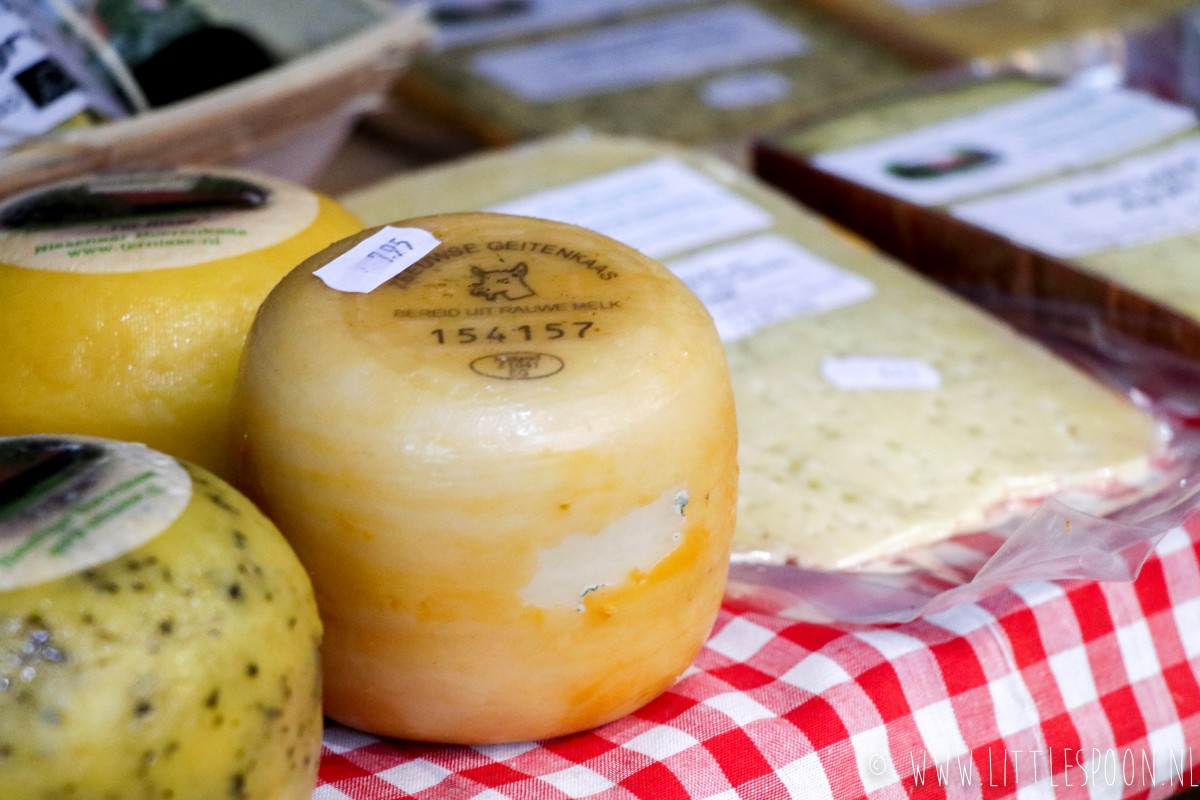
(0, 168, 318, 273)
(0, 436, 191, 590)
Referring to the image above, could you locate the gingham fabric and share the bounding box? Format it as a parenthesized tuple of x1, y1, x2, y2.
(314, 515, 1200, 800)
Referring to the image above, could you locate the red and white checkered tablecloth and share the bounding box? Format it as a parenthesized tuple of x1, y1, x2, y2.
(312, 511, 1200, 800)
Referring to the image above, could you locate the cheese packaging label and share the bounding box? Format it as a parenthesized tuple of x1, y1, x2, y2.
(0, 168, 319, 272)
(314, 226, 441, 293)
(489, 156, 772, 258)
(951, 135, 1200, 258)
(0, 437, 191, 590)
(470, 3, 808, 103)
(666, 234, 875, 340)
(813, 86, 1197, 206)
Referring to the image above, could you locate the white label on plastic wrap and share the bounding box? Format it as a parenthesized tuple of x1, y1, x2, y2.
(314, 226, 441, 293)
(813, 86, 1198, 206)
(0, 437, 191, 590)
(821, 356, 942, 390)
(0, 7, 89, 149)
(701, 69, 791, 109)
(470, 3, 808, 103)
(665, 234, 876, 341)
(430, 0, 695, 49)
(884, 0, 991, 14)
(489, 157, 773, 259)
(951, 136, 1200, 258)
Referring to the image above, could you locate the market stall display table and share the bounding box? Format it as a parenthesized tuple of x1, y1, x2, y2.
(312, 515, 1200, 799)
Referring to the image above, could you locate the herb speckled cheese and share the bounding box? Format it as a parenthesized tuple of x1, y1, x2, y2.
(231, 211, 738, 743)
(340, 134, 1164, 570)
(0, 167, 362, 480)
(0, 435, 324, 800)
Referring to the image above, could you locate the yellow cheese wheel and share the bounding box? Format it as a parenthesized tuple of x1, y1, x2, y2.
(0, 168, 363, 480)
(0, 435, 323, 800)
(231, 212, 738, 744)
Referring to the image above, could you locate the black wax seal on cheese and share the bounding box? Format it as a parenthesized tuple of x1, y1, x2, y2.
(0, 175, 270, 230)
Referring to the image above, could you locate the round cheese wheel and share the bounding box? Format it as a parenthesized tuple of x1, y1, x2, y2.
(0, 167, 363, 480)
(231, 212, 738, 744)
(0, 435, 323, 800)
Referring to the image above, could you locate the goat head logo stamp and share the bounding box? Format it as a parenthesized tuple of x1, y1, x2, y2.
(469, 262, 535, 302)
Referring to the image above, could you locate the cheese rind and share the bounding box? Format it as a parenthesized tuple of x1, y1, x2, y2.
(0, 167, 363, 480)
(231, 211, 738, 743)
(0, 435, 324, 800)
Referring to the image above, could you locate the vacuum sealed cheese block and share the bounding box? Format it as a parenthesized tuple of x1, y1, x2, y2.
(0, 435, 323, 800)
(231, 211, 738, 743)
(757, 74, 1200, 349)
(341, 132, 1165, 570)
(389, 0, 916, 152)
(0, 167, 363, 480)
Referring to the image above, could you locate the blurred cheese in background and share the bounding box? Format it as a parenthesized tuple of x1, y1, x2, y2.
(788, 0, 1197, 67)
(0, 165, 362, 481)
(341, 133, 1165, 569)
(382, 0, 919, 160)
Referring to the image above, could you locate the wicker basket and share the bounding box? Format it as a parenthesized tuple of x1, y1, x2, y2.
(0, 6, 432, 198)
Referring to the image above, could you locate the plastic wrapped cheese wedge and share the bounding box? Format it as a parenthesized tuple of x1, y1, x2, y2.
(230, 211, 739, 744)
(340, 132, 1166, 571)
(755, 74, 1200, 352)
(0, 167, 362, 480)
(0, 435, 323, 800)
(785, 75, 1198, 207)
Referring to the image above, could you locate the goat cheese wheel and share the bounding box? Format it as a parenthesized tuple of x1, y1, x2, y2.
(0, 167, 362, 480)
(231, 211, 739, 744)
(0, 435, 324, 800)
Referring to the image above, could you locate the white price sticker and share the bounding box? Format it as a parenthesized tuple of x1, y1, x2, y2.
(821, 356, 941, 390)
(701, 69, 791, 110)
(313, 226, 441, 293)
